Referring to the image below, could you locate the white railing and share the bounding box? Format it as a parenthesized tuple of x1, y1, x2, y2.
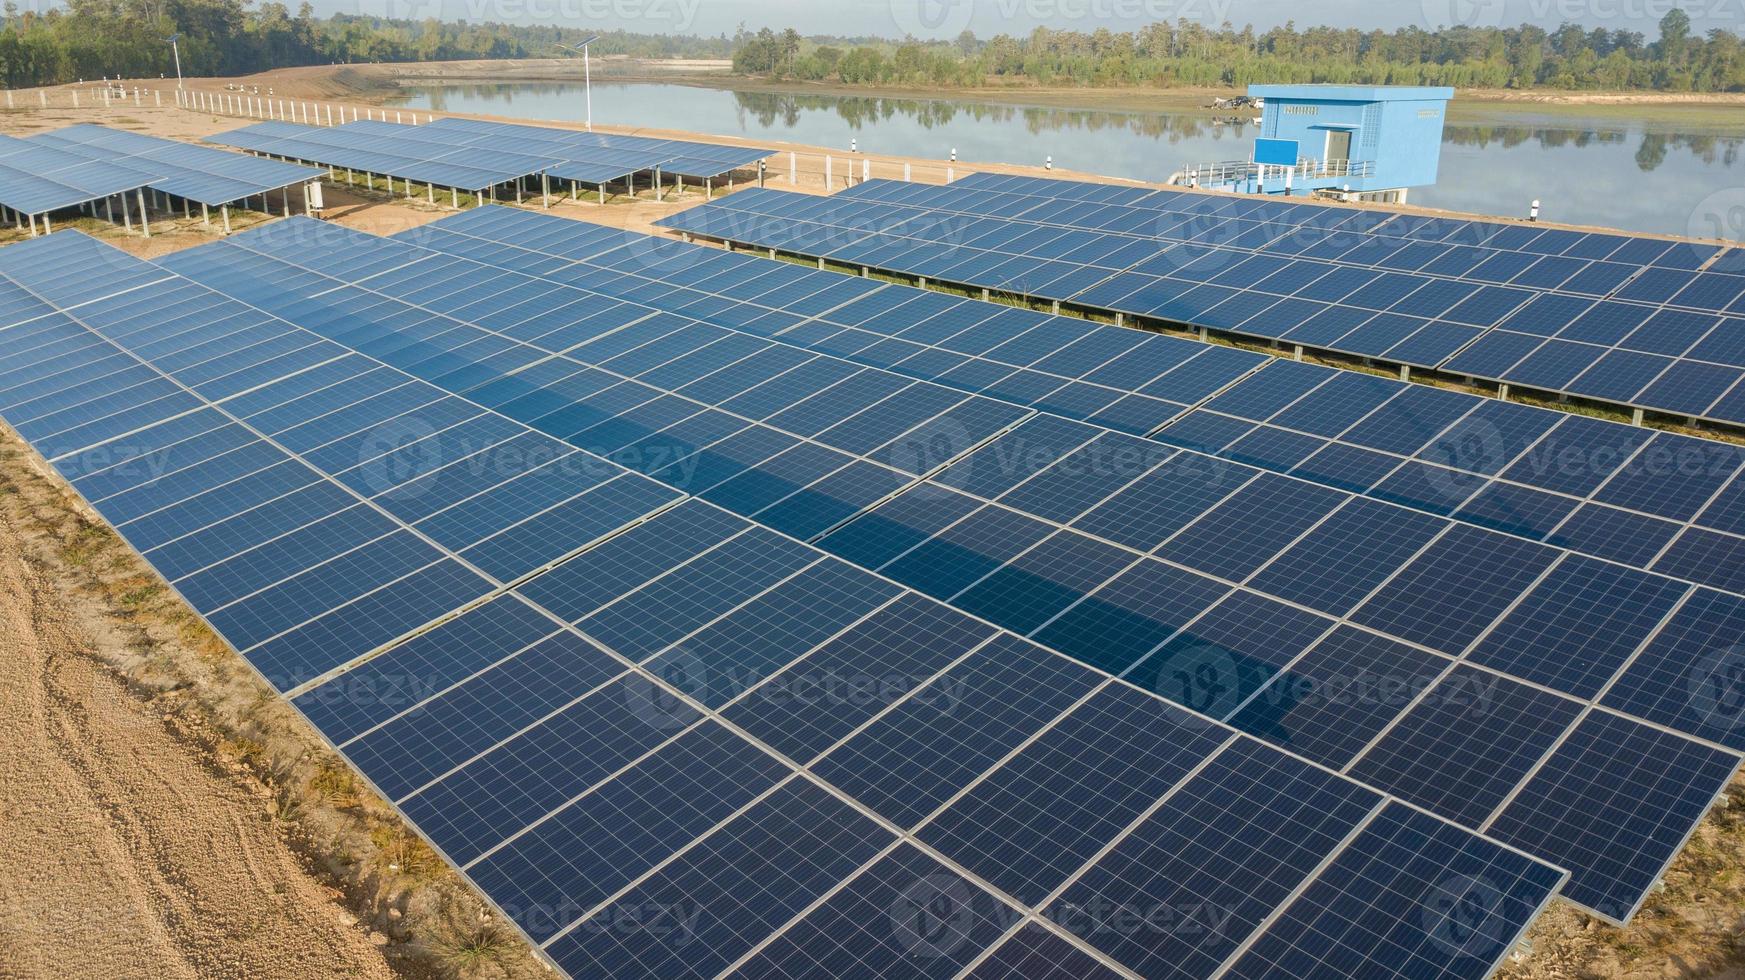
(1171, 157, 1375, 187)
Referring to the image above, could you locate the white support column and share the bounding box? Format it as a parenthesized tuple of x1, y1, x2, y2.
(542, 172, 550, 209)
(1399, 364, 1411, 382)
(904, 162, 912, 182)
(825, 155, 832, 188)
(221, 204, 230, 234)
(789, 151, 796, 184)
(137, 188, 150, 237)
(201, 202, 209, 227)
(26, 213, 36, 237)
(41, 214, 50, 233)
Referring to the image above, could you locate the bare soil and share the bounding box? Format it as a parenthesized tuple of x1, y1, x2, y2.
(0, 425, 548, 980)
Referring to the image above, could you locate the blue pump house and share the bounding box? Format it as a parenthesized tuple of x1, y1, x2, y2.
(1189, 85, 1453, 202)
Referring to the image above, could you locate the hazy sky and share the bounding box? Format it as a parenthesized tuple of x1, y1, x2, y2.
(340, 0, 1741, 40)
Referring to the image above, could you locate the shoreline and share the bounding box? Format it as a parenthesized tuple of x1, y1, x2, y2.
(189, 59, 1745, 123)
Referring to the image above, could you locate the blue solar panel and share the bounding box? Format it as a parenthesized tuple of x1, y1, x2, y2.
(1047, 738, 1380, 979)
(1487, 712, 1739, 922)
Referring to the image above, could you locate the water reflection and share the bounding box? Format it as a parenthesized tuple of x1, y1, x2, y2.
(395, 81, 1745, 236)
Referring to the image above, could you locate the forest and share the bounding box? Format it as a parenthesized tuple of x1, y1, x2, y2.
(2, 1, 1742, 94)
(0, 0, 731, 88)
(733, 13, 1745, 93)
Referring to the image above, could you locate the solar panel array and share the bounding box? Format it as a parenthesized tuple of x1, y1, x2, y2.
(31, 124, 323, 207)
(0, 228, 1586, 980)
(0, 124, 321, 215)
(208, 117, 771, 194)
(141, 206, 1745, 927)
(3, 205, 1745, 969)
(653, 174, 1745, 428)
(0, 132, 154, 215)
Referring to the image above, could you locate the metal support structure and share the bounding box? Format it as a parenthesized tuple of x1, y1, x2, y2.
(137, 189, 150, 237)
(220, 204, 230, 234)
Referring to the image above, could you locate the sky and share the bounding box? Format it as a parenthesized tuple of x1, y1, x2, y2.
(338, 0, 1743, 41)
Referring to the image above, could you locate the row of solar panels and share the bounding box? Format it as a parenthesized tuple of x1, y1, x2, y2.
(653, 176, 1745, 428)
(952, 172, 1732, 271)
(207, 116, 772, 192)
(0, 229, 1579, 980)
(148, 207, 1745, 928)
(419, 210, 1745, 625)
(0, 124, 320, 215)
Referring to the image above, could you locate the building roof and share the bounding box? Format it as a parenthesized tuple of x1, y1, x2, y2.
(1247, 84, 1455, 102)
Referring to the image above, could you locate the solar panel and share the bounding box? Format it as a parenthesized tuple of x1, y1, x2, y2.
(4, 212, 1730, 976)
(657, 180, 1745, 426)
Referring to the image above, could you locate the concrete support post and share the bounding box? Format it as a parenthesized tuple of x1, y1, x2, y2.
(1632, 408, 1645, 425)
(201, 202, 209, 227)
(137, 189, 150, 237)
(1498, 384, 1510, 400)
(1399, 364, 1410, 382)
(1293, 344, 1304, 361)
(221, 205, 230, 234)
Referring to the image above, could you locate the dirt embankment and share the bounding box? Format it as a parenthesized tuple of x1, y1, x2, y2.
(0, 427, 549, 980)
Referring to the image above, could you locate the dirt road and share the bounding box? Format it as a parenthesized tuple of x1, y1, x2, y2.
(0, 508, 397, 980)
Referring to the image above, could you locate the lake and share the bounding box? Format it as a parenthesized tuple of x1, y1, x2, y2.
(392, 81, 1745, 240)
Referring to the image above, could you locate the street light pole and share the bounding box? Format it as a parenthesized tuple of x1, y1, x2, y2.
(557, 36, 600, 132)
(164, 33, 182, 88)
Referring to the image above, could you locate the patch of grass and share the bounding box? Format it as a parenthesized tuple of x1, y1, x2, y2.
(428, 920, 519, 977)
(117, 582, 163, 610)
(370, 824, 445, 881)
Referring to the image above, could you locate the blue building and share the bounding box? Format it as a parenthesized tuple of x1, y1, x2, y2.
(1180, 84, 1453, 203)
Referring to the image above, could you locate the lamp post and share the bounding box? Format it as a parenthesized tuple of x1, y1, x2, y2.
(557, 35, 600, 132)
(164, 33, 182, 89)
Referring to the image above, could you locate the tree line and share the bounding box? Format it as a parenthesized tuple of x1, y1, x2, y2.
(731, 12, 1745, 92)
(0, 0, 732, 89)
